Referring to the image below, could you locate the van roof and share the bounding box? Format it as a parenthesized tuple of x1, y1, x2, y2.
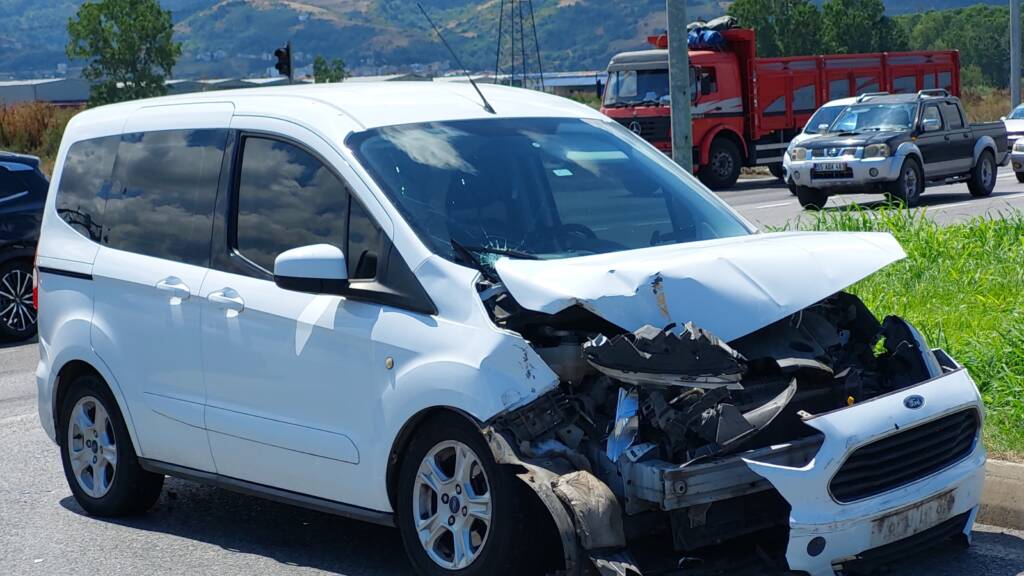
(65, 81, 605, 141)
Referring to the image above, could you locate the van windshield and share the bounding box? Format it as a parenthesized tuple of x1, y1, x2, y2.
(348, 117, 752, 264)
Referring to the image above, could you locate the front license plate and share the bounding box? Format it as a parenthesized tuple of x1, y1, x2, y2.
(870, 490, 956, 547)
(815, 162, 847, 172)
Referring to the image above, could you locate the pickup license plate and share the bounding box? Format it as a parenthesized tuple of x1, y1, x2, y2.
(869, 490, 957, 547)
(814, 162, 847, 173)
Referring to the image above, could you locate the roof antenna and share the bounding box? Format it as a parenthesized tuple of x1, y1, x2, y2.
(417, 2, 496, 114)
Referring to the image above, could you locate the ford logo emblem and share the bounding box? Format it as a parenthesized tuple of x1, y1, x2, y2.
(904, 395, 925, 410)
(628, 121, 643, 136)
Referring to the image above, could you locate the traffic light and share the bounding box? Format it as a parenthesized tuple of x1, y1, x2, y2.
(274, 42, 292, 81)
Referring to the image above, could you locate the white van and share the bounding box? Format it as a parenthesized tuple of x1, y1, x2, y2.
(37, 83, 985, 576)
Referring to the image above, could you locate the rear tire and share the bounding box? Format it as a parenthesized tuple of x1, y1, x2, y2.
(796, 186, 829, 210)
(887, 158, 924, 207)
(968, 150, 996, 197)
(396, 414, 530, 576)
(0, 259, 36, 341)
(698, 137, 742, 190)
(1016, 171, 1024, 183)
(59, 373, 164, 516)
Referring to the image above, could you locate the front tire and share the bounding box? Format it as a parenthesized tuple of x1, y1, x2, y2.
(1016, 171, 1024, 183)
(887, 158, 924, 207)
(968, 150, 996, 197)
(0, 259, 37, 341)
(698, 137, 742, 190)
(397, 414, 528, 576)
(796, 186, 829, 210)
(59, 373, 164, 516)
(768, 163, 785, 180)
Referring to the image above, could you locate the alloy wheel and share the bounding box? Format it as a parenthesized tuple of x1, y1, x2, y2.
(0, 267, 35, 335)
(981, 156, 994, 189)
(67, 396, 117, 498)
(412, 440, 492, 570)
(903, 166, 919, 200)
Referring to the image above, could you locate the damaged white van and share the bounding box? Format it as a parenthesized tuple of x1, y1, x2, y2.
(36, 83, 985, 576)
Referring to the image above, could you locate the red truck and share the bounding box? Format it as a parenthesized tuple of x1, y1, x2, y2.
(600, 29, 960, 189)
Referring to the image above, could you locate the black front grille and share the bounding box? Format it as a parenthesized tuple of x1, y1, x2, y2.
(614, 116, 671, 141)
(830, 409, 979, 502)
(811, 168, 853, 179)
(841, 511, 971, 574)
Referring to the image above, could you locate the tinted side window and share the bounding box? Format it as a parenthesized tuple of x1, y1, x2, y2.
(941, 103, 964, 129)
(55, 136, 119, 242)
(0, 167, 26, 199)
(235, 137, 349, 273)
(103, 129, 227, 266)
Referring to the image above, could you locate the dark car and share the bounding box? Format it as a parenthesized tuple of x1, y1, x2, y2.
(0, 151, 47, 340)
(786, 90, 1009, 209)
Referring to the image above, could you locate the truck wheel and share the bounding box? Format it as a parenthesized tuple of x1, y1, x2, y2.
(968, 150, 996, 197)
(59, 373, 164, 516)
(768, 163, 785, 180)
(796, 186, 829, 210)
(698, 138, 742, 190)
(887, 158, 924, 207)
(396, 414, 529, 576)
(1016, 172, 1024, 183)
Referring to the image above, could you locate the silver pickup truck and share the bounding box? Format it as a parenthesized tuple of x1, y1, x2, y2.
(786, 90, 1009, 209)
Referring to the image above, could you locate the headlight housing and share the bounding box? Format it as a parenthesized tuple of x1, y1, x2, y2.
(1013, 139, 1024, 152)
(789, 147, 809, 161)
(863, 144, 891, 159)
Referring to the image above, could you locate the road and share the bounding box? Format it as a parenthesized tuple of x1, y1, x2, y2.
(724, 169, 1024, 229)
(1, 341, 1023, 575)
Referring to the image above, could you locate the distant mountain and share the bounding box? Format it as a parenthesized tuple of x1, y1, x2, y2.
(0, 0, 1005, 79)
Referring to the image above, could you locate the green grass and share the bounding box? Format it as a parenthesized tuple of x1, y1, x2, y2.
(784, 207, 1024, 458)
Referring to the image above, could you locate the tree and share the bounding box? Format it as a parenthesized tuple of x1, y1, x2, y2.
(821, 0, 905, 54)
(313, 56, 349, 84)
(67, 0, 181, 105)
(728, 0, 822, 57)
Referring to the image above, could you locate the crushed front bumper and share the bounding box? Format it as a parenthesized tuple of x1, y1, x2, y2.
(744, 353, 985, 576)
(787, 156, 901, 191)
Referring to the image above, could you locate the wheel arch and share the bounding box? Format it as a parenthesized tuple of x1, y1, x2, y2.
(894, 141, 924, 170)
(51, 355, 142, 455)
(698, 126, 746, 167)
(972, 136, 997, 166)
(384, 405, 481, 511)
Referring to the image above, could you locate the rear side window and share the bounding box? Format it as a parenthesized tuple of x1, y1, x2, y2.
(235, 137, 349, 273)
(0, 167, 26, 200)
(55, 136, 119, 242)
(104, 129, 228, 266)
(941, 103, 964, 129)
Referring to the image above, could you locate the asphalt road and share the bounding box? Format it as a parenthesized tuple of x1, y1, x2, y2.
(724, 169, 1024, 230)
(2, 341, 1024, 575)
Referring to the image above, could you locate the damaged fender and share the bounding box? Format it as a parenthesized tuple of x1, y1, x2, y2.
(495, 231, 905, 342)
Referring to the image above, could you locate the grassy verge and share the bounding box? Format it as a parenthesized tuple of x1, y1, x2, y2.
(790, 207, 1024, 458)
(0, 103, 80, 175)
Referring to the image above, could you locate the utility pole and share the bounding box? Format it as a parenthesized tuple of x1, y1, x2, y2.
(1013, 0, 1021, 107)
(667, 0, 692, 171)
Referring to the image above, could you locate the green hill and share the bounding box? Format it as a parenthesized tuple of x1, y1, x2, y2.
(0, 0, 1006, 79)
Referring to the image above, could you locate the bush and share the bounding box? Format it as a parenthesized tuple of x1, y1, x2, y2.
(793, 207, 1024, 457)
(0, 103, 80, 174)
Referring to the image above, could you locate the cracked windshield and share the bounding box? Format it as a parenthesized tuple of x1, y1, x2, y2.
(349, 117, 750, 266)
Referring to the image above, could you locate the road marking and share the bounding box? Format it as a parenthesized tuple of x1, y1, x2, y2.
(929, 192, 1024, 211)
(752, 201, 793, 209)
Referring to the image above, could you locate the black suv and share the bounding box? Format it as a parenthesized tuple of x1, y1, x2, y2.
(0, 151, 47, 340)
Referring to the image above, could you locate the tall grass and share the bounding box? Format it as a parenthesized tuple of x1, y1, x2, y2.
(0, 103, 79, 174)
(796, 207, 1024, 457)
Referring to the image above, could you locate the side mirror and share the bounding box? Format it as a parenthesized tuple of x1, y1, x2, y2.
(922, 117, 942, 133)
(1001, 116, 1007, 121)
(818, 123, 831, 131)
(274, 244, 348, 294)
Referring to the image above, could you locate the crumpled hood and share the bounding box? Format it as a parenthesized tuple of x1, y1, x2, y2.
(494, 231, 905, 342)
